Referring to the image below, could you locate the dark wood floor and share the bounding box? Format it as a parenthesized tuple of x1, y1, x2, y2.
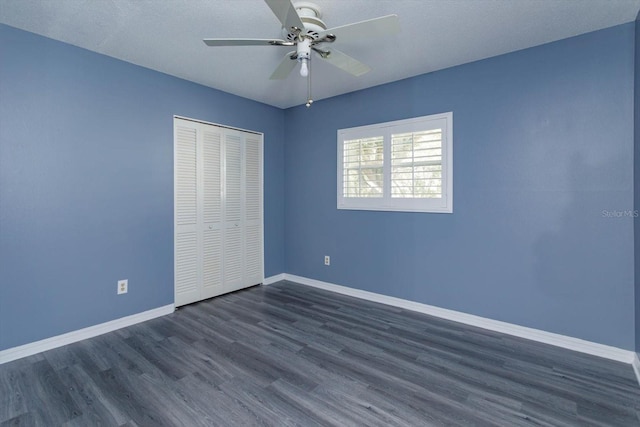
(1, 281, 639, 426)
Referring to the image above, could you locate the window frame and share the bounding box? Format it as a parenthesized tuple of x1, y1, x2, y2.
(337, 112, 453, 213)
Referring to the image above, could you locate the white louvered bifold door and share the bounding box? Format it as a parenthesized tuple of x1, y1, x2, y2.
(174, 123, 200, 306)
(201, 128, 224, 300)
(223, 131, 244, 292)
(174, 118, 263, 307)
(244, 134, 263, 288)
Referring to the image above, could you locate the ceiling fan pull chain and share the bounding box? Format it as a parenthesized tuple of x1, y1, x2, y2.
(306, 57, 313, 108)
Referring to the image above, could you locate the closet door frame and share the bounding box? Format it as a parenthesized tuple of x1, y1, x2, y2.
(173, 116, 264, 307)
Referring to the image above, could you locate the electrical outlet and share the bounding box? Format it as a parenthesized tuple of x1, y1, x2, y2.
(117, 279, 128, 295)
(324, 256, 330, 266)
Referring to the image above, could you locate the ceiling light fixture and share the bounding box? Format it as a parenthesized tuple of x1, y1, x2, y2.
(202, 0, 400, 108)
(297, 37, 311, 77)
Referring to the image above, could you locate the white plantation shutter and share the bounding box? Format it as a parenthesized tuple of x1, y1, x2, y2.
(337, 112, 452, 213)
(174, 118, 263, 306)
(342, 136, 384, 198)
(391, 130, 443, 198)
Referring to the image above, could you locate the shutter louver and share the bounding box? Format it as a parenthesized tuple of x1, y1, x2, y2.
(391, 130, 442, 198)
(343, 136, 384, 198)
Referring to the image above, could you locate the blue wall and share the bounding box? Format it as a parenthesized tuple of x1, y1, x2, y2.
(284, 23, 636, 350)
(0, 24, 285, 351)
(1, 21, 638, 353)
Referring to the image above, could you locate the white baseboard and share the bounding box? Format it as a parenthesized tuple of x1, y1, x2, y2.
(632, 353, 640, 386)
(263, 273, 285, 285)
(283, 274, 636, 365)
(0, 304, 175, 365)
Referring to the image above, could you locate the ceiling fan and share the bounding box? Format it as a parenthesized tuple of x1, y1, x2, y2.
(203, 0, 400, 107)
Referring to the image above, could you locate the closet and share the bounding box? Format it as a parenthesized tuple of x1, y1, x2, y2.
(174, 117, 263, 307)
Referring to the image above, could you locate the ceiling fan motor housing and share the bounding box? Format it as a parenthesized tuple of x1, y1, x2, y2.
(297, 38, 311, 60)
(283, 2, 327, 41)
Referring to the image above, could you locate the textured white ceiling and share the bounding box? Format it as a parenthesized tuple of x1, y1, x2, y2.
(1, 0, 639, 108)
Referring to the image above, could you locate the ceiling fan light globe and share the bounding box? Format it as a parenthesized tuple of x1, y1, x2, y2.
(300, 59, 309, 77)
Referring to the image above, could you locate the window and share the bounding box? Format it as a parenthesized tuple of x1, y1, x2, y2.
(337, 112, 452, 213)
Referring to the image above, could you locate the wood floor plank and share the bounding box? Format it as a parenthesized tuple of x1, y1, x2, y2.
(1, 281, 639, 426)
(0, 362, 29, 423)
(0, 411, 39, 427)
(56, 364, 125, 426)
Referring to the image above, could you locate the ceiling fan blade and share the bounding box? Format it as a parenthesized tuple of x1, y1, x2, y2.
(203, 38, 290, 47)
(270, 51, 297, 79)
(319, 15, 400, 42)
(263, 0, 305, 32)
(316, 48, 371, 77)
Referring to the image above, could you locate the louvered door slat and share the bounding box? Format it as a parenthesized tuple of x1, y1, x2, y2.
(175, 127, 197, 225)
(175, 232, 198, 293)
(224, 226, 243, 285)
(245, 224, 262, 281)
(245, 135, 262, 222)
(203, 130, 222, 224)
(202, 229, 222, 298)
(225, 134, 242, 223)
